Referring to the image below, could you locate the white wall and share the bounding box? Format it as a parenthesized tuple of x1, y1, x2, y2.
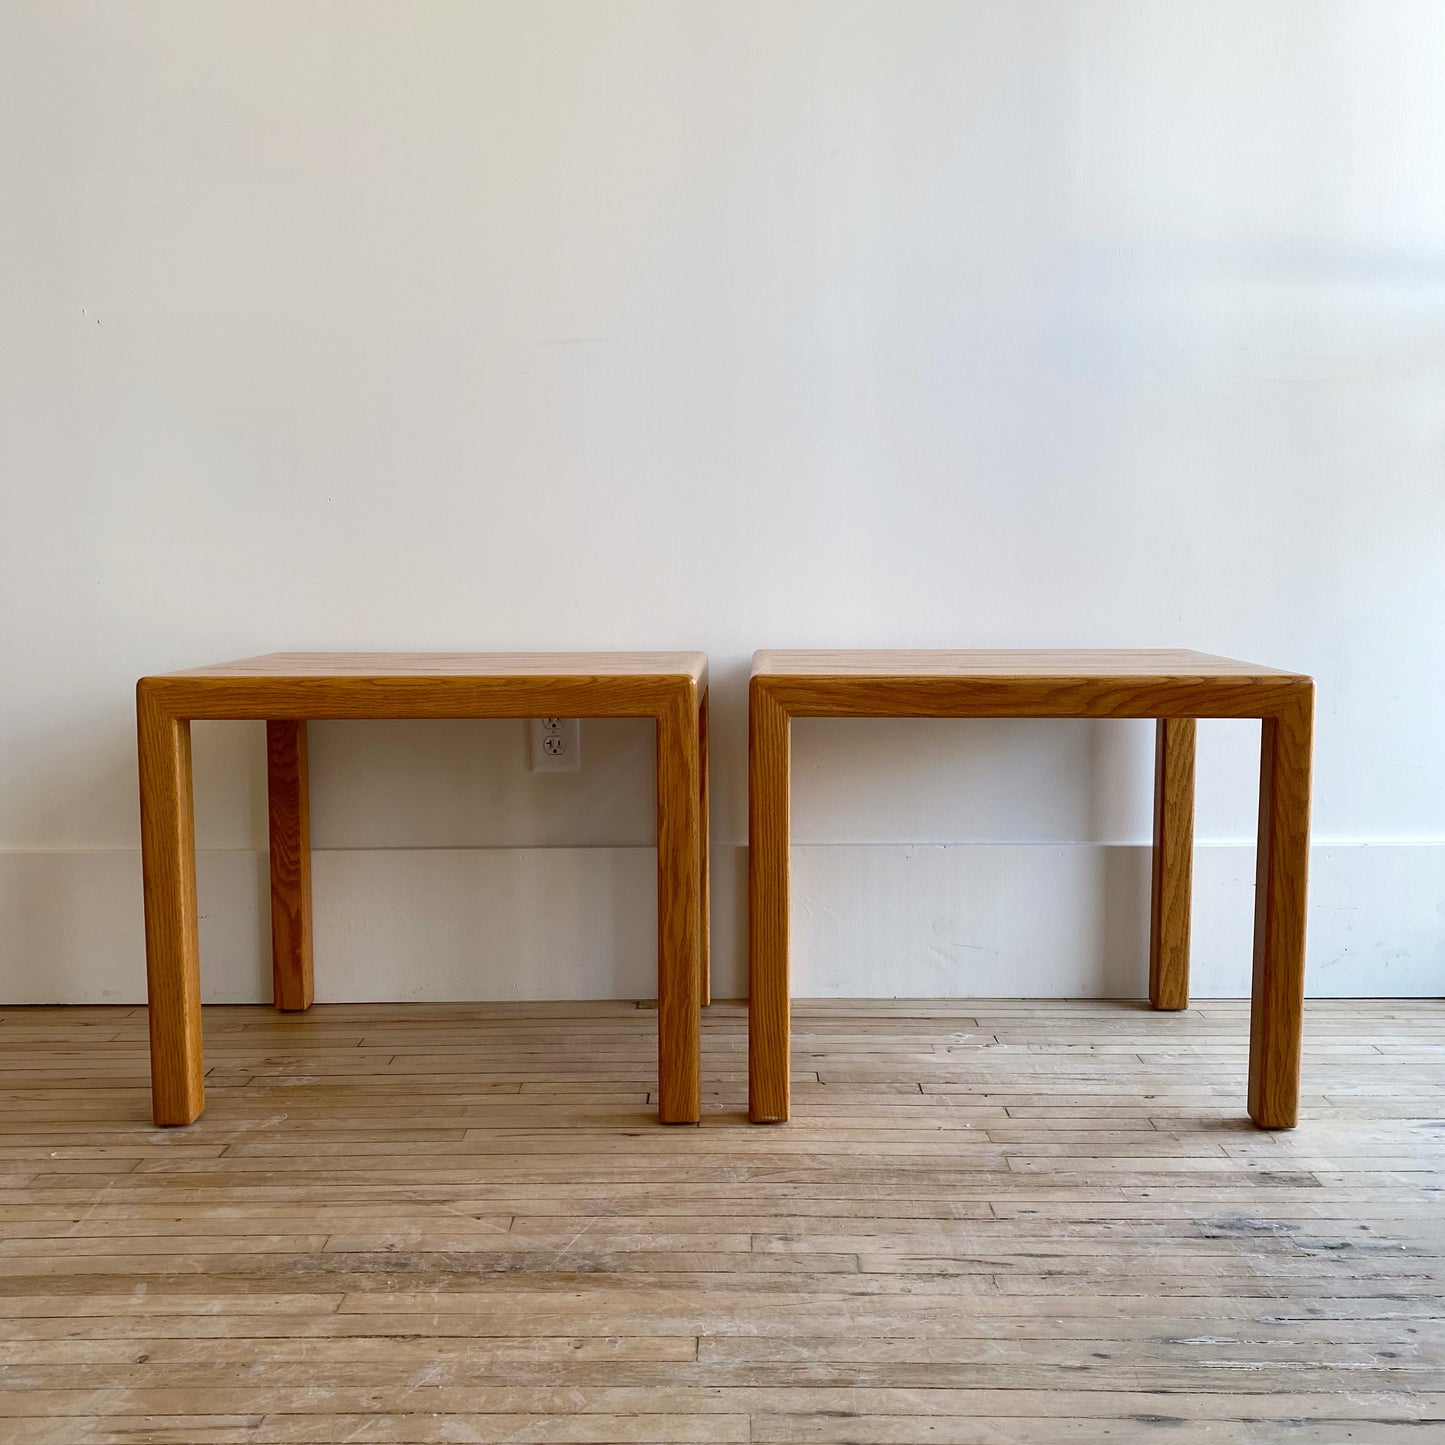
(2, 2, 1442, 1003)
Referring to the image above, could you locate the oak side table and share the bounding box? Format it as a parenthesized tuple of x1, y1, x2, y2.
(137, 652, 709, 1127)
(747, 650, 1313, 1129)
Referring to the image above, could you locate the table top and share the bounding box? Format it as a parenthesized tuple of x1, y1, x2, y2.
(752, 649, 1305, 680)
(152, 651, 709, 682)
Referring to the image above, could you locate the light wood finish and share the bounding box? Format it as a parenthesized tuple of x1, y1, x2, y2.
(748, 650, 1313, 1129)
(1249, 691, 1315, 1128)
(0, 999, 1440, 1443)
(749, 679, 792, 1125)
(699, 690, 711, 1009)
(1149, 717, 1196, 1011)
(266, 721, 313, 1012)
(135, 690, 204, 1127)
(146, 651, 708, 717)
(656, 689, 703, 1124)
(750, 649, 1304, 717)
(137, 654, 709, 1129)
(751, 649, 1300, 677)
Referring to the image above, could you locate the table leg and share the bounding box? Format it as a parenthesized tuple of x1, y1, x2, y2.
(267, 720, 314, 1011)
(1149, 717, 1195, 1010)
(137, 690, 204, 1126)
(699, 690, 711, 1008)
(656, 689, 702, 1123)
(1248, 691, 1313, 1128)
(748, 683, 791, 1123)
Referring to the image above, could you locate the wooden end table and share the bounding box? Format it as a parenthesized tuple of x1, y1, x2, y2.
(136, 652, 709, 1127)
(747, 650, 1313, 1129)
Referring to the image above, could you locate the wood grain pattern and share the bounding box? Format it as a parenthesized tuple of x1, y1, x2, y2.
(266, 721, 313, 1013)
(143, 653, 709, 721)
(0, 998, 1439, 1442)
(137, 655, 709, 1129)
(1249, 688, 1315, 1128)
(1149, 717, 1196, 1012)
(167, 651, 711, 678)
(751, 650, 1308, 720)
(656, 687, 702, 1124)
(752, 648, 1299, 678)
(135, 684, 204, 1126)
(699, 690, 711, 1010)
(746, 651, 1313, 1132)
(749, 680, 792, 1124)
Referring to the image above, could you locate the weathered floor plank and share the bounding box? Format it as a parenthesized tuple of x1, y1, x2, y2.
(0, 997, 1440, 1443)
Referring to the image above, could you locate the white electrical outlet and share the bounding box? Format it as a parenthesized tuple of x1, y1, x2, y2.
(528, 716, 581, 772)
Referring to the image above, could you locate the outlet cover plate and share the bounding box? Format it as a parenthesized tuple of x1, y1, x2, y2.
(528, 717, 581, 772)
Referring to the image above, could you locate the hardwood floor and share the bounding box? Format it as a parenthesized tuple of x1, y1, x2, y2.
(0, 998, 1441, 1443)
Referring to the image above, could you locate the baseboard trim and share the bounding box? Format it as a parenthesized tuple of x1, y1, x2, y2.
(0, 842, 1439, 1003)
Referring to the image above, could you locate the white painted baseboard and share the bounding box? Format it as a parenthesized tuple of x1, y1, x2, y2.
(0, 843, 1439, 1004)
(791, 843, 1444, 999)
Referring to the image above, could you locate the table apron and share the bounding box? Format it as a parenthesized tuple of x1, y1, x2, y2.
(140, 677, 699, 720)
(761, 678, 1308, 719)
